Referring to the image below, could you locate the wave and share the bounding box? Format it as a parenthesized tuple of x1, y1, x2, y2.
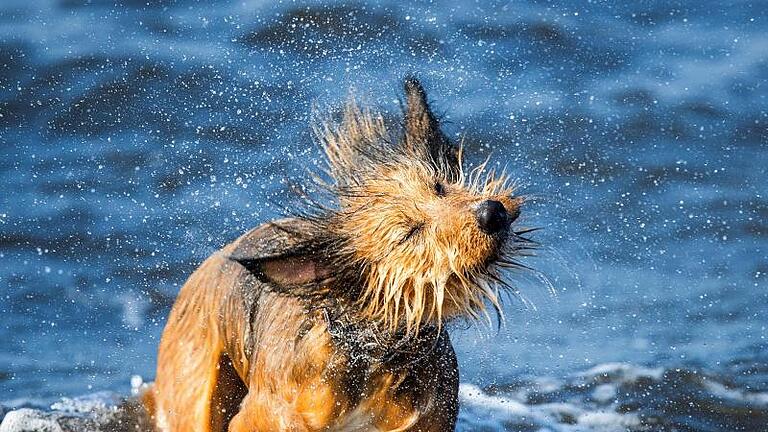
(2, 363, 767, 432)
(457, 362, 768, 431)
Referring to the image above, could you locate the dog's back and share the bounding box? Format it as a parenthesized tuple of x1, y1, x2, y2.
(151, 220, 459, 431)
(150, 79, 528, 431)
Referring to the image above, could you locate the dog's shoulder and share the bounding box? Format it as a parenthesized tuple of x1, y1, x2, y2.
(228, 217, 312, 260)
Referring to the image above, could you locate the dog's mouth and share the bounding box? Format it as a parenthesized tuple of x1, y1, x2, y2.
(483, 207, 527, 257)
(489, 226, 540, 273)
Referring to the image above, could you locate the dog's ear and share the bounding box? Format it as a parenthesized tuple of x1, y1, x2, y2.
(402, 77, 460, 177)
(403, 77, 442, 146)
(228, 219, 332, 288)
(231, 253, 330, 287)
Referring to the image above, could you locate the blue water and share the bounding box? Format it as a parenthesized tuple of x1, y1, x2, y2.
(1, 0, 766, 430)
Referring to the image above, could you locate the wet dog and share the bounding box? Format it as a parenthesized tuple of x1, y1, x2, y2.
(147, 79, 531, 431)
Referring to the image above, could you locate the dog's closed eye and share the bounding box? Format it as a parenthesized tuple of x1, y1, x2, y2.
(400, 222, 425, 244)
(434, 181, 447, 197)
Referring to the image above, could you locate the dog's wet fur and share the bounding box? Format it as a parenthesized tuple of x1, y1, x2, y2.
(147, 79, 534, 431)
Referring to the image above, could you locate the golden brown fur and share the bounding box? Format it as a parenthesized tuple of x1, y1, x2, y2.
(148, 79, 532, 431)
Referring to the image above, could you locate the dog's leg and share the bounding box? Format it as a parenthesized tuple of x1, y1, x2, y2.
(227, 391, 311, 432)
(227, 337, 337, 432)
(209, 354, 248, 431)
(153, 255, 230, 432)
(153, 319, 222, 431)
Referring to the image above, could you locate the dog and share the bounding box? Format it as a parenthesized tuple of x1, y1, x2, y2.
(146, 78, 532, 431)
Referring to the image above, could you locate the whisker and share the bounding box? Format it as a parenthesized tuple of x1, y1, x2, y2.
(496, 259, 535, 271)
(513, 227, 542, 235)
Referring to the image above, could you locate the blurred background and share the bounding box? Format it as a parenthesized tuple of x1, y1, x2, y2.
(0, 0, 766, 430)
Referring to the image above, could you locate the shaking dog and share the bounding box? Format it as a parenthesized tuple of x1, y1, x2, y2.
(148, 79, 533, 431)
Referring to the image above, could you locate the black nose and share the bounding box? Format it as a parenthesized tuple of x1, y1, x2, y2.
(475, 200, 509, 234)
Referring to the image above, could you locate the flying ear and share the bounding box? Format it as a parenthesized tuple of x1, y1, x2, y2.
(228, 219, 331, 289)
(231, 253, 329, 287)
(402, 77, 460, 176)
(404, 77, 441, 146)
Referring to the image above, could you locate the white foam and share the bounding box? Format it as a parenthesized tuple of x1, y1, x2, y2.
(49, 391, 120, 414)
(591, 383, 618, 403)
(580, 362, 664, 382)
(577, 411, 642, 430)
(0, 409, 64, 432)
(459, 383, 532, 415)
(702, 380, 768, 407)
(458, 382, 643, 432)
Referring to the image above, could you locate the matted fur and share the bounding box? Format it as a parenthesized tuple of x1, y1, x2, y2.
(149, 78, 537, 432)
(277, 78, 529, 335)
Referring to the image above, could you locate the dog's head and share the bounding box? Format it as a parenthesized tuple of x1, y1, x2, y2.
(234, 79, 535, 334)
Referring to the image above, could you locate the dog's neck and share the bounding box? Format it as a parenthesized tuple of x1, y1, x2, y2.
(320, 302, 446, 368)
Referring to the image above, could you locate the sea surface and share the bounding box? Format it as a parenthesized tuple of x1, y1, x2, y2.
(1, 0, 766, 430)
